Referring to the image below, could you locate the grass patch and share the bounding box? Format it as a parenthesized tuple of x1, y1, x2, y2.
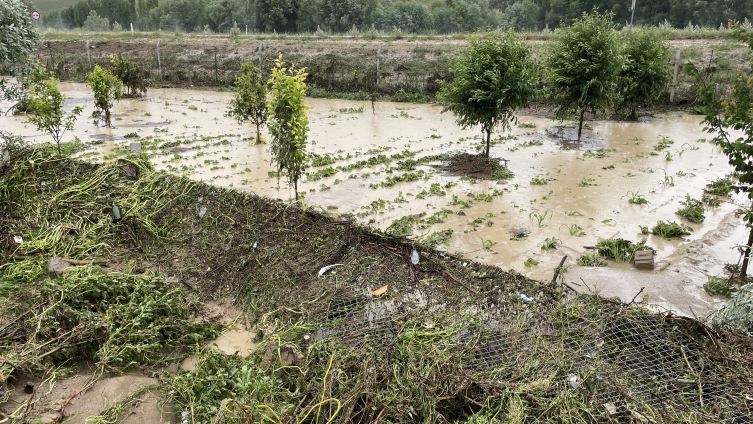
(577, 253, 607, 267)
(704, 276, 735, 297)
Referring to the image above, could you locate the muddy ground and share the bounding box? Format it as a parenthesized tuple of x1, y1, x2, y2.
(26, 32, 753, 104)
(1, 146, 752, 423)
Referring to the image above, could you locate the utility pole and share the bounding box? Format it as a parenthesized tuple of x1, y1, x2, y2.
(629, 0, 636, 37)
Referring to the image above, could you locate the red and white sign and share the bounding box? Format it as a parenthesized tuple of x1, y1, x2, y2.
(632, 0, 637, 10)
(31, 10, 40, 20)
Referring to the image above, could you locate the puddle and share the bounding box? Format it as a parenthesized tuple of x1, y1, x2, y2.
(1, 83, 748, 317)
(181, 329, 257, 371)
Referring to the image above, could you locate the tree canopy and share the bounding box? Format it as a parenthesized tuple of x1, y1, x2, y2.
(438, 31, 538, 157)
(228, 62, 268, 144)
(545, 10, 623, 140)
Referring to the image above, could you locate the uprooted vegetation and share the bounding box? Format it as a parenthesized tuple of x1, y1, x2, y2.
(2, 147, 753, 423)
(594, 238, 656, 263)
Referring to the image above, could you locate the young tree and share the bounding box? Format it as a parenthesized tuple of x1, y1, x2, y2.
(86, 65, 123, 127)
(27, 70, 83, 154)
(615, 29, 672, 120)
(109, 56, 148, 98)
(697, 23, 753, 276)
(267, 55, 309, 201)
(228, 62, 268, 144)
(437, 31, 538, 158)
(545, 10, 623, 140)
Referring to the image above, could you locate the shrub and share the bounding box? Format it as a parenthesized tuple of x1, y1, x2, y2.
(616, 29, 671, 120)
(676, 194, 705, 223)
(109, 56, 148, 98)
(228, 62, 268, 144)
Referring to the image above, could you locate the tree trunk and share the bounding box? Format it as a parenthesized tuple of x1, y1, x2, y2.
(741, 225, 753, 276)
(577, 108, 585, 141)
(294, 178, 298, 201)
(256, 123, 260, 144)
(485, 129, 491, 158)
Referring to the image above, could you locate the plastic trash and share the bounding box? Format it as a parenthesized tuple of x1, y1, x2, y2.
(13, 236, 23, 244)
(198, 206, 207, 218)
(318, 264, 343, 276)
(520, 294, 533, 302)
(253, 241, 258, 249)
(112, 201, 122, 223)
(411, 249, 420, 265)
(567, 373, 579, 389)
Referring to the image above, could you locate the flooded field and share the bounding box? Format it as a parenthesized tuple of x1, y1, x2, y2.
(3, 82, 747, 317)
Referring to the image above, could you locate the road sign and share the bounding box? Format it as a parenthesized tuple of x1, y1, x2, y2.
(31, 10, 40, 20)
(632, 0, 636, 11)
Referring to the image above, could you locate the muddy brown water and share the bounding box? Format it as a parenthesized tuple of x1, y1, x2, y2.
(2, 82, 748, 317)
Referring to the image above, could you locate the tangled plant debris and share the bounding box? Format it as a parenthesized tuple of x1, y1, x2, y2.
(1, 147, 753, 423)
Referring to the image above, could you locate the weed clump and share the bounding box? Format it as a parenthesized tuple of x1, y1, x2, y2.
(577, 253, 608, 267)
(704, 276, 735, 296)
(595, 238, 655, 262)
(652, 220, 693, 238)
(676, 194, 705, 223)
(708, 283, 753, 336)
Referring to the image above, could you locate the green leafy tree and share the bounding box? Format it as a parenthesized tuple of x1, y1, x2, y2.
(228, 62, 268, 144)
(697, 23, 753, 276)
(0, 0, 39, 64)
(545, 10, 623, 140)
(267, 55, 309, 201)
(83, 10, 111, 31)
(502, 0, 541, 31)
(109, 56, 148, 98)
(27, 70, 84, 155)
(437, 31, 538, 158)
(616, 29, 671, 120)
(86, 65, 123, 127)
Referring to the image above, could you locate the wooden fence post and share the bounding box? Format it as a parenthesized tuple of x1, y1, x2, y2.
(376, 45, 381, 86)
(86, 40, 92, 70)
(670, 49, 681, 103)
(156, 39, 162, 80)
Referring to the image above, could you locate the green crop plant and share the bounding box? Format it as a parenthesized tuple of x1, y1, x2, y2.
(541, 237, 561, 250)
(640, 225, 650, 235)
(705, 177, 734, 196)
(576, 253, 607, 267)
(703, 194, 722, 207)
(652, 220, 693, 238)
(566, 210, 583, 216)
(524, 258, 539, 267)
(660, 171, 674, 186)
(529, 209, 551, 227)
(530, 177, 547, 185)
(622, 190, 648, 205)
(595, 238, 655, 262)
(676, 194, 705, 223)
(560, 224, 585, 237)
(482, 239, 498, 250)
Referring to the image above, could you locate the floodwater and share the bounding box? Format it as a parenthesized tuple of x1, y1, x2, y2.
(2, 82, 748, 317)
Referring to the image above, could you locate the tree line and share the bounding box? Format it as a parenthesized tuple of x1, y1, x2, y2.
(36, 0, 753, 34)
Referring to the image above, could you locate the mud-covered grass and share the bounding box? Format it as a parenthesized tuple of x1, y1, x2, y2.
(2, 147, 753, 423)
(434, 153, 514, 181)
